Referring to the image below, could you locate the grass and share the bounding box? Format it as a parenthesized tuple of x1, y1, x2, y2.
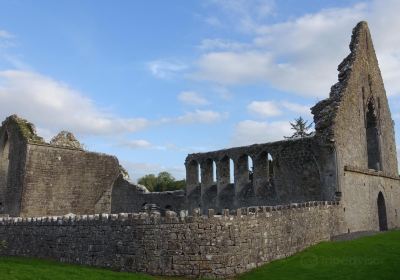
(238, 230, 400, 280)
(0, 230, 399, 280)
(0, 257, 154, 280)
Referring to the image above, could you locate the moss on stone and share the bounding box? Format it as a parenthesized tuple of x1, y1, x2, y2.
(8, 115, 45, 144)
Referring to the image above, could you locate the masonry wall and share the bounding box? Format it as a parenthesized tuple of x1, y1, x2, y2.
(312, 22, 400, 234)
(0, 202, 340, 278)
(186, 137, 337, 213)
(0, 120, 29, 217)
(20, 143, 120, 217)
(340, 168, 400, 233)
(111, 175, 186, 213)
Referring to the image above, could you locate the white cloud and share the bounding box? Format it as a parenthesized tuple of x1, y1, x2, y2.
(195, 51, 273, 84)
(178, 91, 209, 105)
(0, 70, 227, 138)
(195, 4, 365, 96)
(171, 109, 227, 124)
(198, 39, 248, 51)
(0, 30, 13, 39)
(204, 16, 222, 27)
(0, 70, 151, 136)
(247, 101, 281, 117)
(207, 0, 275, 33)
(120, 139, 152, 149)
(281, 101, 311, 116)
(196, 1, 400, 97)
(246, 100, 311, 119)
(147, 59, 187, 79)
(231, 120, 291, 146)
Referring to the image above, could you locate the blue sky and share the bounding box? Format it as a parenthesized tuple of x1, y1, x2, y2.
(0, 0, 399, 181)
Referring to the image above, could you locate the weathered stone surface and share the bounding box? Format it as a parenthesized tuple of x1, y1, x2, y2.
(0, 202, 340, 278)
(184, 21, 400, 234)
(50, 131, 83, 149)
(0, 21, 399, 279)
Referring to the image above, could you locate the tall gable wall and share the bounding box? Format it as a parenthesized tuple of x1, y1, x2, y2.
(313, 22, 400, 233)
(313, 21, 398, 176)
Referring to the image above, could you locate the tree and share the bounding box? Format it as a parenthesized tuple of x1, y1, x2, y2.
(156, 171, 175, 192)
(138, 174, 157, 192)
(285, 117, 313, 139)
(138, 172, 186, 192)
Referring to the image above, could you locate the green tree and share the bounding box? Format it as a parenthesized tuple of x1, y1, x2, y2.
(137, 174, 157, 192)
(138, 172, 186, 192)
(155, 171, 175, 192)
(285, 116, 313, 139)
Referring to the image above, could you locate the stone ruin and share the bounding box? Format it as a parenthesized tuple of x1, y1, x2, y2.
(0, 21, 399, 278)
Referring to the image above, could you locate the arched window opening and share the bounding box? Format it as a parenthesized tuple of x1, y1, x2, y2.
(229, 159, 234, 184)
(377, 192, 388, 231)
(248, 156, 253, 182)
(366, 98, 381, 170)
(212, 161, 217, 183)
(198, 163, 202, 183)
(268, 153, 274, 181)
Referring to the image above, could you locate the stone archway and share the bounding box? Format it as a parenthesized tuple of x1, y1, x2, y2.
(377, 192, 388, 231)
(0, 132, 10, 212)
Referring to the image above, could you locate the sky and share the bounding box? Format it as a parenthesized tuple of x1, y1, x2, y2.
(0, 0, 399, 181)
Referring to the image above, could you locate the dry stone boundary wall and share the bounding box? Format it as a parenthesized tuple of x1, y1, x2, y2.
(0, 201, 340, 278)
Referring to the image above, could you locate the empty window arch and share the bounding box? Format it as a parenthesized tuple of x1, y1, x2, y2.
(212, 161, 217, 183)
(377, 192, 388, 231)
(198, 163, 202, 183)
(268, 153, 274, 181)
(248, 156, 253, 182)
(229, 158, 234, 184)
(365, 98, 381, 170)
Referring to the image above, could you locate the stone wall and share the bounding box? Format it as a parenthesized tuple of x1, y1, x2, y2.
(20, 143, 120, 217)
(111, 175, 186, 213)
(0, 116, 35, 217)
(340, 167, 400, 232)
(0, 201, 340, 278)
(185, 137, 337, 213)
(312, 22, 400, 233)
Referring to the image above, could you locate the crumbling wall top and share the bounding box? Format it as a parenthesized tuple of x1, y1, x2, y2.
(311, 21, 369, 143)
(1, 114, 45, 144)
(50, 131, 83, 150)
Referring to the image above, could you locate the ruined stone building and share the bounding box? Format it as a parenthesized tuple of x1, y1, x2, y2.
(0, 21, 399, 278)
(0, 116, 184, 217)
(185, 21, 400, 233)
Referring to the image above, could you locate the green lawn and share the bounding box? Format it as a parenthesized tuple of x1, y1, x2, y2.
(0, 230, 399, 280)
(0, 257, 154, 280)
(238, 230, 400, 280)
